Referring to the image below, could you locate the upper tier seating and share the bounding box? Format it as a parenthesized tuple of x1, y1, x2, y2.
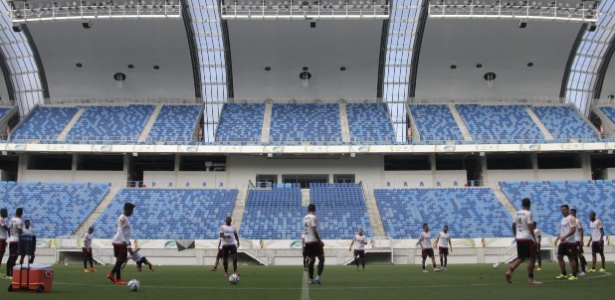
(66, 105, 155, 142)
(455, 104, 545, 142)
(532, 105, 599, 140)
(346, 103, 395, 142)
(12, 107, 79, 141)
(374, 188, 511, 238)
(93, 189, 237, 239)
(147, 105, 202, 142)
(598, 107, 615, 130)
(0, 182, 110, 237)
(500, 181, 614, 237)
(0, 107, 11, 119)
(270, 104, 342, 142)
(216, 103, 265, 142)
(409, 104, 464, 142)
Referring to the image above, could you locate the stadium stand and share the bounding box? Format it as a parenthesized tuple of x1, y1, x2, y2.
(346, 103, 395, 142)
(598, 106, 615, 128)
(500, 181, 614, 237)
(269, 104, 342, 142)
(532, 105, 599, 140)
(241, 187, 303, 239)
(216, 103, 265, 142)
(409, 104, 464, 142)
(0, 182, 110, 237)
(0, 107, 11, 119)
(93, 188, 237, 239)
(11, 106, 79, 141)
(147, 105, 202, 142)
(309, 183, 372, 238)
(374, 188, 511, 238)
(455, 104, 545, 142)
(66, 105, 155, 142)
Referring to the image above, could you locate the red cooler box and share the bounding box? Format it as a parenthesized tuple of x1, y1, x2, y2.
(9, 264, 54, 293)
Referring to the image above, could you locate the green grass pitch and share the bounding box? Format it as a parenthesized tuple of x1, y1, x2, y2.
(0, 263, 611, 299)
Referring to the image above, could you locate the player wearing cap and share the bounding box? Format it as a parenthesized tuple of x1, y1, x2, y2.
(419, 223, 440, 273)
(554, 204, 578, 280)
(348, 228, 368, 271)
(587, 212, 606, 272)
(220, 216, 240, 277)
(435, 225, 452, 271)
(505, 198, 540, 284)
(107, 203, 135, 285)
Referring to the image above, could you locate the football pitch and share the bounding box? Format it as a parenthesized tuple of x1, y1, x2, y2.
(0, 263, 611, 299)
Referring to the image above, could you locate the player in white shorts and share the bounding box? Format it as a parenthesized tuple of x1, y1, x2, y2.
(0, 208, 8, 277)
(435, 225, 452, 270)
(586, 212, 606, 272)
(6, 208, 24, 279)
(505, 198, 540, 284)
(570, 209, 587, 275)
(349, 228, 368, 271)
(220, 216, 240, 277)
(554, 204, 578, 280)
(303, 204, 324, 284)
(419, 224, 440, 273)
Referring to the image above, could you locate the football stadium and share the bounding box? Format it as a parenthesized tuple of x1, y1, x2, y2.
(0, 0, 614, 298)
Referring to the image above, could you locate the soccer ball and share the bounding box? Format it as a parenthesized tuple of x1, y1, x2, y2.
(127, 279, 140, 292)
(229, 274, 240, 284)
(493, 263, 500, 269)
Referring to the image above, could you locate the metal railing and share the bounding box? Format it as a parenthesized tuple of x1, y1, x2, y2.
(220, 0, 390, 20)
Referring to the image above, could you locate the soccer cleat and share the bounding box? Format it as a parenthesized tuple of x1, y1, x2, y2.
(314, 276, 321, 284)
(90, 268, 97, 272)
(308, 279, 317, 284)
(422, 269, 428, 273)
(234, 272, 240, 276)
(115, 279, 128, 285)
(106, 273, 116, 283)
(434, 268, 441, 272)
(211, 267, 217, 272)
(528, 280, 542, 285)
(84, 269, 89, 273)
(555, 274, 567, 279)
(587, 268, 596, 273)
(568, 276, 578, 281)
(535, 267, 542, 271)
(224, 272, 229, 277)
(599, 268, 606, 273)
(441, 267, 447, 271)
(579, 272, 587, 276)
(505, 272, 512, 284)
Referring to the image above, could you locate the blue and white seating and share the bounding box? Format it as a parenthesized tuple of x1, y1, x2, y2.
(0, 182, 110, 237)
(346, 103, 395, 142)
(269, 104, 342, 142)
(147, 105, 202, 142)
(241, 187, 303, 239)
(93, 189, 237, 239)
(216, 104, 265, 142)
(66, 105, 155, 142)
(532, 106, 599, 140)
(374, 188, 511, 238)
(309, 183, 372, 238)
(409, 104, 464, 142)
(12, 107, 79, 141)
(456, 104, 544, 142)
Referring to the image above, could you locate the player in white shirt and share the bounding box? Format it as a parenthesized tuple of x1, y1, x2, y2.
(419, 224, 440, 273)
(82, 227, 96, 273)
(19, 219, 35, 265)
(211, 239, 223, 272)
(107, 202, 135, 285)
(123, 245, 155, 272)
(586, 212, 606, 272)
(348, 228, 368, 271)
(570, 209, 588, 275)
(554, 204, 578, 280)
(505, 198, 540, 284)
(220, 216, 240, 277)
(533, 222, 542, 271)
(0, 208, 8, 277)
(303, 204, 324, 284)
(6, 208, 24, 279)
(435, 225, 452, 270)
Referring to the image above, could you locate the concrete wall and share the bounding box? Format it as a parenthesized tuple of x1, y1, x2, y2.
(143, 171, 229, 188)
(22, 170, 124, 183)
(382, 170, 467, 188)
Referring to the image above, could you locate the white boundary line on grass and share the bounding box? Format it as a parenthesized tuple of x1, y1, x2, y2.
(53, 272, 612, 291)
(301, 271, 310, 300)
